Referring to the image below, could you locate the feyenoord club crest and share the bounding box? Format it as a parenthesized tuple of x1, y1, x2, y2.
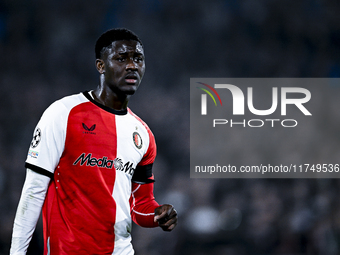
(31, 128, 41, 148)
(133, 132, 142, 149)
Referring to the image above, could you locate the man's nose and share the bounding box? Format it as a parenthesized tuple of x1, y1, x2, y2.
(126, 59, 137, 70)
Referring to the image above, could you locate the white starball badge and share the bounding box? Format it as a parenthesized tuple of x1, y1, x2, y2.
(31, 128, 41, 148)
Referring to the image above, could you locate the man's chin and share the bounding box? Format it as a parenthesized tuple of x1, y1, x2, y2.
(121, 86, 138, 95)
(111, 83, 139, 96)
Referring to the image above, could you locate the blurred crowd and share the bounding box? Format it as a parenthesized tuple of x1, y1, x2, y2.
(0, 0, 340, 254)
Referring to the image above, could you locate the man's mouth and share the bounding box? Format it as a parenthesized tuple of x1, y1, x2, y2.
(125, 78, 137, 84)
(125, 74, 138, 84)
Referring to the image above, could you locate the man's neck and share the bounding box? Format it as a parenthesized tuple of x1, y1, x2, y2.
(92, 88, 130, 111)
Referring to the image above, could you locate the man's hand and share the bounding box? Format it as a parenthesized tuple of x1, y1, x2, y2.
(154, 204, 178, 231)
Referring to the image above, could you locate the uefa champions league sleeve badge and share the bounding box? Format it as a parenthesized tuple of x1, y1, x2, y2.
(30, 128, 42, 148)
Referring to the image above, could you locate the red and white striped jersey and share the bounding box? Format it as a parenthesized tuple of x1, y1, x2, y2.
(25, 91, 158, 254)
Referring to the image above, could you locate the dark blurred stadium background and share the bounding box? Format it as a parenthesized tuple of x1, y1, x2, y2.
(1, 0, 340, 254)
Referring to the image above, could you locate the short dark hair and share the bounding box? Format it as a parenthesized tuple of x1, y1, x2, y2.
(95, 28, 143, 59)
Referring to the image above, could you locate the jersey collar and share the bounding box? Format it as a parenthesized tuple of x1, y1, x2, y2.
(83, 91, 128, 115)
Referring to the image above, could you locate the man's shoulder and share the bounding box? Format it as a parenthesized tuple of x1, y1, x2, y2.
(47, 92, 87, 112)
(40, 92, 88, 120)
(127, 108, 150, 128)
(54, 92, 87, 107)
(127, 108, 155, 139)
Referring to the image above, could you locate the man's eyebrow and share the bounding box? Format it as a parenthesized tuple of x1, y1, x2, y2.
(115, 51, 144, 56)
(115, 49, 143, 53)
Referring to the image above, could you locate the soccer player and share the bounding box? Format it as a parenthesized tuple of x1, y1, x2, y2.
(10, 28, 178, 255)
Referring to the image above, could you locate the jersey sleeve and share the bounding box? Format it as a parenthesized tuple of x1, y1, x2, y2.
(10, 169, 50, 255)
(130, 179, 159, 228)
(132, 126, 157, 184)
(25, 101, 68, 177)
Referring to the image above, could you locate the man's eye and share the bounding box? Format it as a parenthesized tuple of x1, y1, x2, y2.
(117, 57, 125, 62)
(134, 57, 143, 62)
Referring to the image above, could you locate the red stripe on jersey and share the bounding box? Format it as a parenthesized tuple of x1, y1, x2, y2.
(43, 102, 118, 254)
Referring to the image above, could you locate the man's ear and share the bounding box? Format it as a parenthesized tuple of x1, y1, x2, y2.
(95, 59, 105, 74)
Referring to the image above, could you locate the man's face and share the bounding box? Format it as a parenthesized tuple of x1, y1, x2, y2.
(99, 40, 145, 95)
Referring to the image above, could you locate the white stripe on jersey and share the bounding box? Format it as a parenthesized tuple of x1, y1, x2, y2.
(111, 112, 151, 253)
